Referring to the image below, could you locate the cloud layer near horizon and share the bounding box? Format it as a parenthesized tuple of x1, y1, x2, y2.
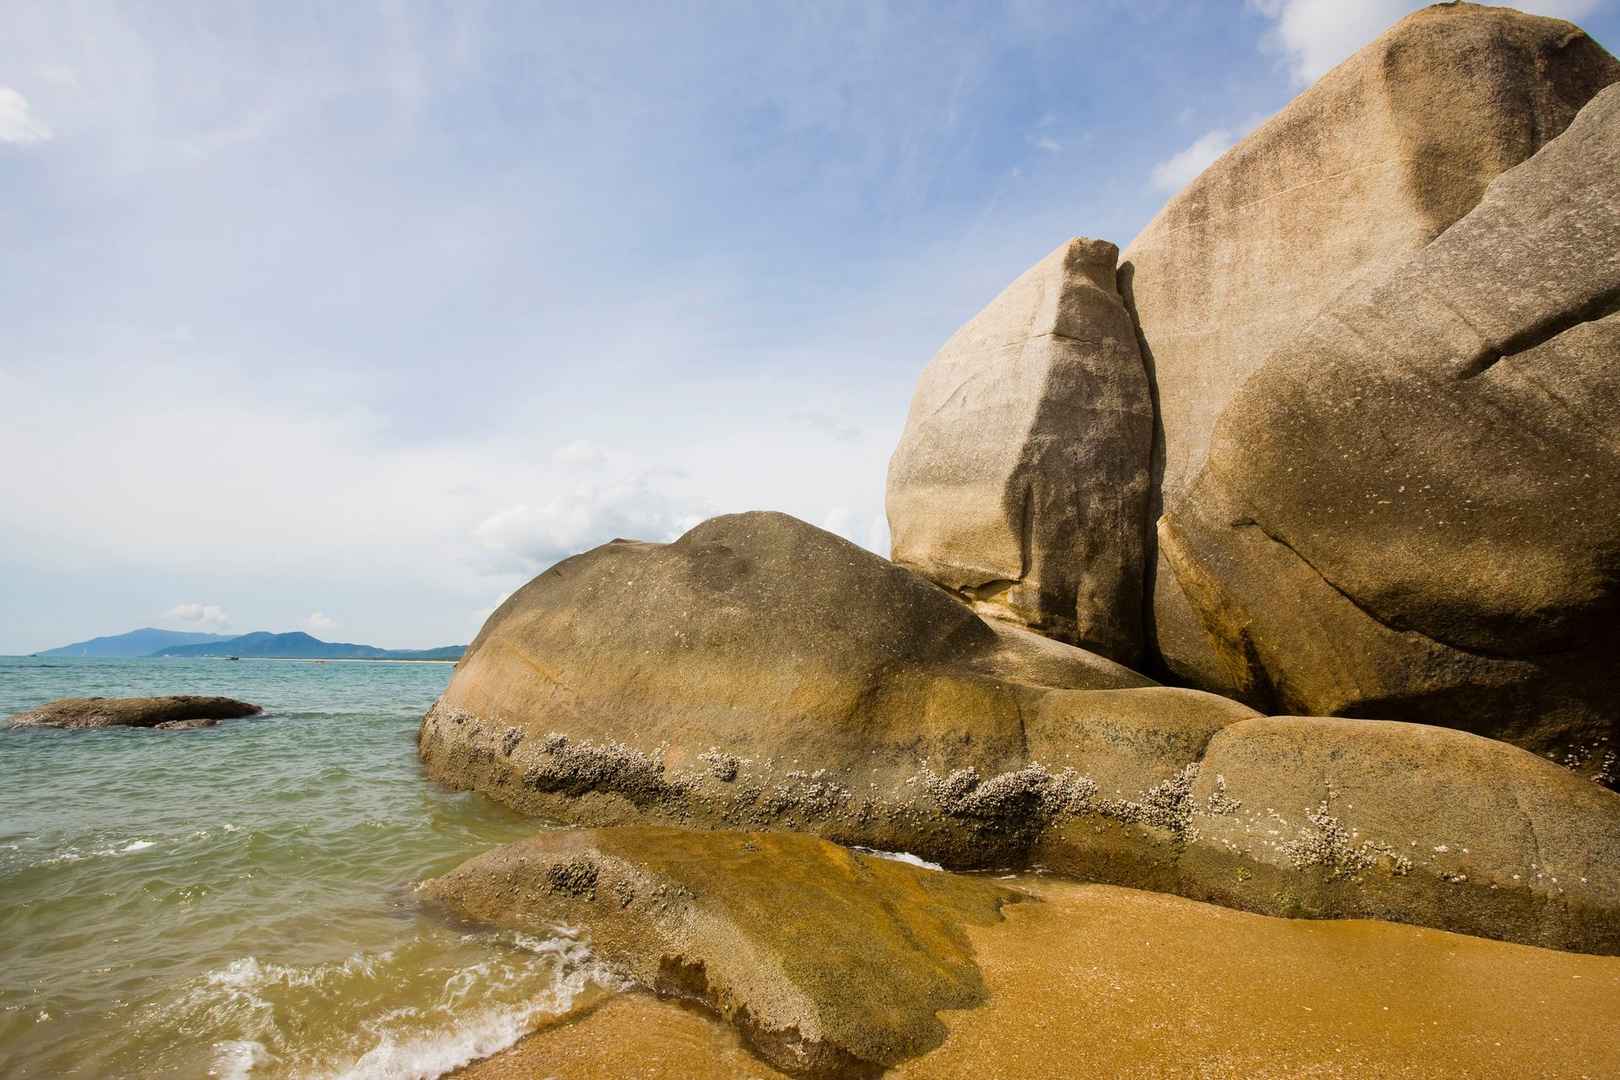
(2, 2, 1614, 653)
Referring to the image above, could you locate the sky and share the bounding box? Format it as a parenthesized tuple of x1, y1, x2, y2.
(2, 0, 1614, 654)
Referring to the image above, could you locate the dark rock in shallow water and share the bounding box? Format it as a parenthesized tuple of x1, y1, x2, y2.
(9, 695, 262, 729)
(422, 826, 1024, 1078)
(152, 717, 222, 731)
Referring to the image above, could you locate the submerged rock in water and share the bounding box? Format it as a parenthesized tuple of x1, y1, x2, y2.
(420, 511, 1620, 954)
(9, 695, 262, 730)
(422, 826, 1024, 1078)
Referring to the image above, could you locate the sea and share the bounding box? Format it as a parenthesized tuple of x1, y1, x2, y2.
(0, 656, 618, 1079)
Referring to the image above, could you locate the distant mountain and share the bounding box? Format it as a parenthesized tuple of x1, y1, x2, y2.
(152, 631, 464, 661)
(38, 627, 237, 658)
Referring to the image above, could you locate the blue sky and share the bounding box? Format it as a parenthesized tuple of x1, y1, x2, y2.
(2, 0, 1613, 653)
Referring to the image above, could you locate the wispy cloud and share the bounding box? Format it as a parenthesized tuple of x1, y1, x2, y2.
(1150, 112, 1269, 194)
(303, 611, 338, 634)
(3, 1, 1612, 652)
(472, 464, 710, 577)
(166, 603, 230, 630)
(1151, 129, 1236, 193)
(0, 87, 53, 143)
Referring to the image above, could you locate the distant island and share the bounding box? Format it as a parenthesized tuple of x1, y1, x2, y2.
(38, 627, 464, 662)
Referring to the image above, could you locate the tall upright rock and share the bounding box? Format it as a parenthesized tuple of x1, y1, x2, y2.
(886, 238, 1153, 664)
(1119, 3, 1620, 685)
(1161, 82, 1620, 776)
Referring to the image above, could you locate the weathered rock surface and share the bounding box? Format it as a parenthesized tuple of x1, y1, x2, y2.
(1120, 2, 1620, 685)
(1162, 81, 1620, 776)
(886, 238, 1153, 664)
(422, 826, 1025, 1078)
(420, 511, 1153, 869)
(8, 695, 262, 729)
(421, 511, 1620, 952)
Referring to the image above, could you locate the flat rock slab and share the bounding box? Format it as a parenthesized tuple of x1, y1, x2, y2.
(8, 695, 263, 729)
(422, 826, 1025, 1078)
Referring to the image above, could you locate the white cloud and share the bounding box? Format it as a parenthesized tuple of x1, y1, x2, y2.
(1248, 1, 1603, 86)
(821, 506, 855, 541)
(1248, 0, 1408, 83)
(792, 408, 863, 443)
(0, 87, 53, 144)
(303, 611, 338, 634)
(1151, 129, 1236, 193)
(550, 439, 608, 467)
(473, 476, 709, 576)
(865, 512, 891, 559)
(1151, 112, 1270, 194)
(1031, 134, 1061, 153)
(167, 602, 230, 630)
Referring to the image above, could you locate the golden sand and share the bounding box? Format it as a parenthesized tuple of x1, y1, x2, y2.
(458, 876, 1620, 1079)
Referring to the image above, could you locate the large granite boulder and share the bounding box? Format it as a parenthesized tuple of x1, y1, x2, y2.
(886, 238, 1153, 665)
(420, 511, 1620, 952)
(8, 695, 262, 729)
(1161, 82, 1620, 776)
(421, 511, 1153, 868)
(1119, 3, 1620, 685)
(422, 827, 1025, 1078)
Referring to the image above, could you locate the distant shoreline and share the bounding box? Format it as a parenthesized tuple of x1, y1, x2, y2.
(192, 656, 459, 665)
(11, 655, 457, 665)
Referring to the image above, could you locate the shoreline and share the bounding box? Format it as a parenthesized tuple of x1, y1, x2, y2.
(452, 875, 1620, 1079)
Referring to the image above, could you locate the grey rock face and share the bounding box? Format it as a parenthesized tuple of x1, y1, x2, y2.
(886, 238, 1152, 664)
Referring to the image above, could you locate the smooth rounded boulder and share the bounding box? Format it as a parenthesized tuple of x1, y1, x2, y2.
(1119, 2, 1620, 686)
(420, 511, 1154, 867)
(1161, 82, 1620, 777)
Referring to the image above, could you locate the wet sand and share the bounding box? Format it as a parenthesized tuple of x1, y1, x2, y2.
(458, 876, 1620, 1079)
(454, 992, 793, 1079)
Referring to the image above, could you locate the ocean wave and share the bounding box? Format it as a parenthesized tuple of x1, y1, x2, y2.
(330, 996, 568, 1080)
(328, 932, 626, 1080)
(147, 931, 624, 1080)
(853, 846, 945, 871)
(34, 837, 156, 865)
(212, 1039, 276, 1080)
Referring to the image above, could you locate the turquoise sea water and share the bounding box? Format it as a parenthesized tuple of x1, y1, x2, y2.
(0, 657, 612, 1079)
